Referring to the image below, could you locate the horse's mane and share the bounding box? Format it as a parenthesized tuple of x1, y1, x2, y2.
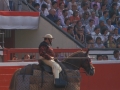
(68, 50, 87, 57)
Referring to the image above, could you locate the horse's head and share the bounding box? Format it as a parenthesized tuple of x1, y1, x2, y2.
(62, 49, 95, 76)
(80, 50, 95, 76)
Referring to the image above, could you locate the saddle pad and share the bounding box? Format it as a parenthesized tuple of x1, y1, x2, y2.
(33, 69, 80, 83)
(15, 75, 31, 90)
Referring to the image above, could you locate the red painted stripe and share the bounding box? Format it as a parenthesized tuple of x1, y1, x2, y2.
(0, 86, 9, 90)
(0, 11, 40, 16)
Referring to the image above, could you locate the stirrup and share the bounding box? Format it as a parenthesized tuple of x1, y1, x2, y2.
(54, 78, 67, 88)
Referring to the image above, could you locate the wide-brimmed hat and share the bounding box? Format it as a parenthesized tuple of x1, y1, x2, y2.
(43, 34, 54, 39)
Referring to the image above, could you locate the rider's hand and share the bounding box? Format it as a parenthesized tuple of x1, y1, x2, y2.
(50, 57, 54, 59)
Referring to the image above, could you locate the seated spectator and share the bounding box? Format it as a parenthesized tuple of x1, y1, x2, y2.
(89, 11, 99, 25)
(109, 3, 119, 18)
(40, 4, 49, 16)
(85, 19, 95, 35)
(23, 54, 30, 60)
(59, 9, 68, 26)
(116, 37, 120, 48)
(67, 26, 75, 38)
(68, 4, 78, 17)
(98, 4, 107, 17)
(99, 11, 109, 24)
(86, 36, 95, 48)
(47, 9, 58, 22)
(103, 55, 108, 60)
(104, 35, 116, 48)
(90, 4, 99, 17)
(97, 54, 103, 60)
(106, 19, 115, 34)
(91, 0, 101, 10)
(54, 19, 62, 28)
(51, 1, 58, 10)
(110, 13, 118, 26)
(79, 2, 91, 16)
(69, 10, 80, 26)
(94, 37, 105, 48)
(114, 20, 120, 34)
(27, 0, 35, 7)
(96, 20, 108, 34)
(63, 18, 71, 29)
(57, 3, 65, 17)
(111, 49, 120, 60)
(81, 0, 91, 8)
(113, 28, 120, 40)
(81, 11, 90, 26)
(12, 55, 18, 60)
(30, 55, 35, 59)
(102, 28, 109, 43)
(67, 0, 77, 10)
(34, 3, 40, 11)
(91, 27, 103, 42)
(75, 27, 85, 44)
(74, 21, 83, 35)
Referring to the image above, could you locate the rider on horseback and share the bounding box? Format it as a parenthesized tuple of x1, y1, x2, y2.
(39, 34, 67, 88)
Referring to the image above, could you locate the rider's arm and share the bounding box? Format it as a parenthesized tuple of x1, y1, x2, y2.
(39, 46, 52, 60)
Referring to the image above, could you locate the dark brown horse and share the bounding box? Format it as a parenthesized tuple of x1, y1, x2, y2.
(9, 50, 95, 90)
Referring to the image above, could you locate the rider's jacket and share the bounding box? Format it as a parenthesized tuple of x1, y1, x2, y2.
(39, 41, 55, 60)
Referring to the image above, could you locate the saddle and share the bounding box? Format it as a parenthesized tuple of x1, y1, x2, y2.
(38, 60, 68, 88)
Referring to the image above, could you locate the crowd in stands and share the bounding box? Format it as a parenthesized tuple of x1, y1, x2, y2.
(0, 0, 120, 60)
(26, 0, 120, 49)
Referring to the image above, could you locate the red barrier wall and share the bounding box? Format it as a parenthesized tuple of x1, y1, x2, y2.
(0, 61, 120, 90)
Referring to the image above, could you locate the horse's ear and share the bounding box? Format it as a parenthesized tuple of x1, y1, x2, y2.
(86, 48, 89, 56)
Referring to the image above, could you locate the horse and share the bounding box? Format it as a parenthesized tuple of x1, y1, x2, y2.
(9, 50, 95, 90)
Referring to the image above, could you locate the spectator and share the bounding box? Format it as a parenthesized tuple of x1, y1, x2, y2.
(89, 11, 99, 25)
(67, 0, 77, 10)
(98, 4, 107, 17)
(109, 3, 119, 18)
(74, 21, 83, 35)
(51, 1, 58, 10)
(23, 54, 30, 60)
(91, 27, 103, 42)
(81, 0, 91, 9)
(47, 9, 58, 22)
(67, 26, 74, 38)
(81, 11, 90, 26)
(96, 20, 108, 34)
(12, 55, 18, 60)
(34, 3, 40, 11)
(85, 19, 95, 35)
(104, 35, 116, 48)
(91, 0, 101, 10)
(113, 28, 120, 40)
(69, 10, 80, 26)
(57, 3, 65, 17)
(91, 4, 99, 17)
(54, 19, 62, 28)
(79, 2, 91, 16)
(0, 0, 10, 11)
(63, 18, 71, 29)
(97, 54, 103, 60)
(99, 11, 109, 24)
(111, 49, 120, 60)
(86, 36, 95, 48)
(94, 37, 105, 48)
(59, 9, 68, 26)
(27, 0, 35, 6)
(109, 13, 118, 26)
(75, 27, 85, 44)
(30, 55, 35, 59)
(115, 20, 120, 34)
(102, 28, 109, 43)
(106, 19, 115, 34)
(68, 4, 78, 17)
(116, 37, 120, 48)
(40, 4, 49, 16)
(103, 55, 108, 60)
